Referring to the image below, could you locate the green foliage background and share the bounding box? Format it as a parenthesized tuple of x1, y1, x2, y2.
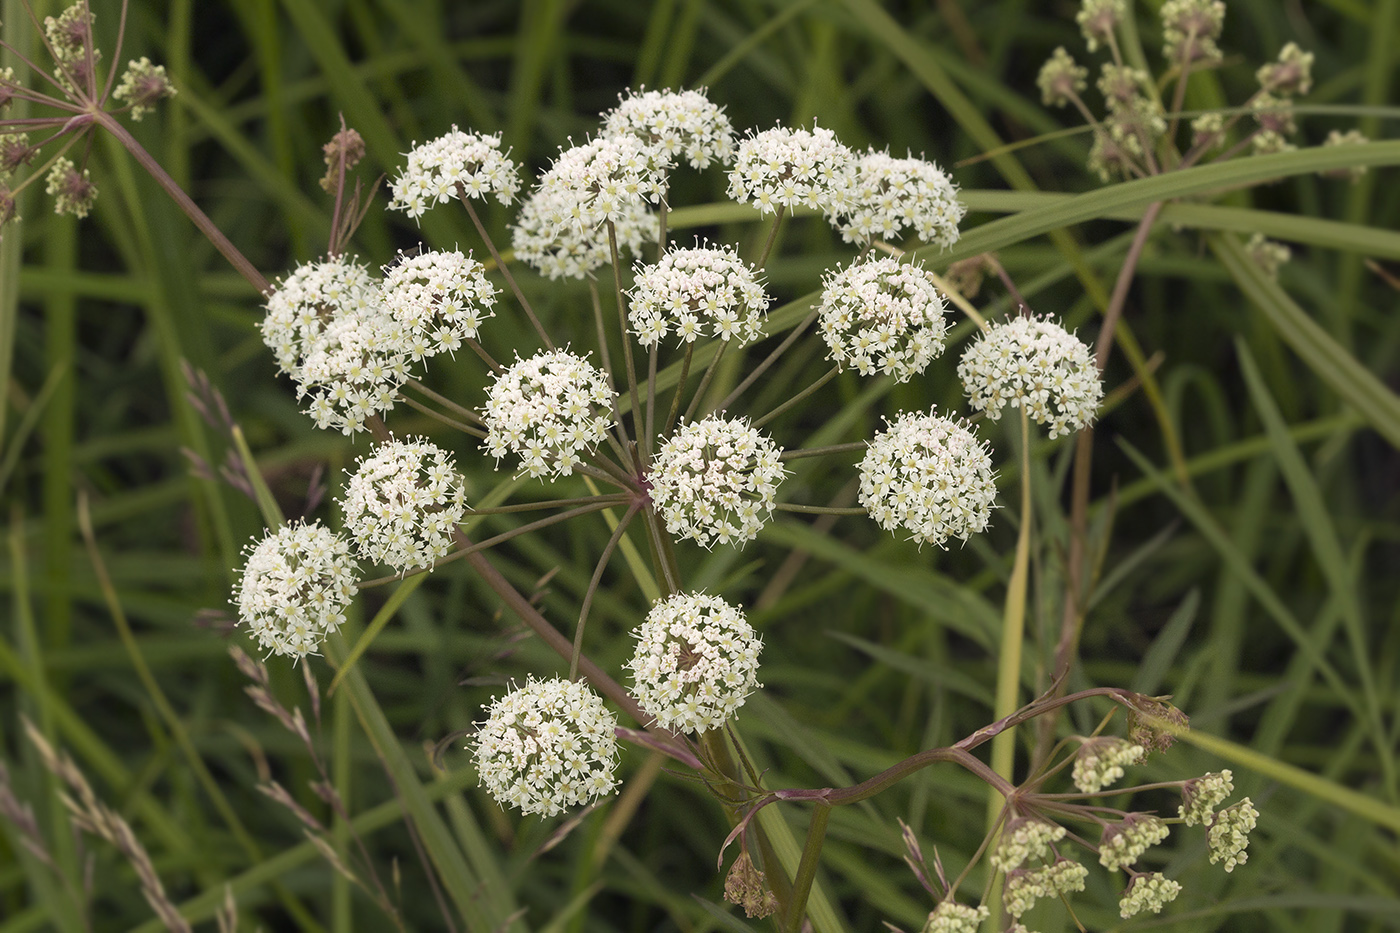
(2, 0, 1399, 931)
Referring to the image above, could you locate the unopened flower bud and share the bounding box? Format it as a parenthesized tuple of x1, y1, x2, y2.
(1179, 769, 1233, 826)
(319, 126, 365, 192)
(1208, 798, 1259, 872)
(724, 851, 779, 918)
(1072, 737, 1145, 794)
(45, 157, 97, 218)
(114, 57, 176, 122)
(1120, 872, 1182, 918)
(1257, 42, 1314, 96)
(1038, 47, 1087, 108)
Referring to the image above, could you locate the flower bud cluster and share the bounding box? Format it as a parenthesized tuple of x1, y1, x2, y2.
(602, 87, 736, 170)
(380, 249, 496, 359)
(343, 437, 466, 573)
(650, 416, 785, 549)
(1098, 814, 1170, 871)
(113, 57, 176, 121)
(1004, 858, 1088, 918)
(1072, 737, 1145, 794)
(1161, 0, 1226, 64)
(45, 157, 97, 218)
(629, 243, 768, 347)
(1208, 798, 1259, 872)
(483, 350, 615, 478)
(990, 818, 1067, 872)
(235, 521, 357, 659)
(958, 316, 1103, 439)
(1119, 872, 1182, 918)
(834, 150, 964, 248)
(627, 593, 763, 733)
(859, 410, 996, 548)
(471, 677, 619, 817)
(922, 902, 989, 933)
(1038, 47, 1088, 108)
(389, 128, 520, 218)
(818, 257, 949, 382)
(1076, 0, 1125, 52)
(726, 124, 856, 217)
(1179, 769, 1234, 825)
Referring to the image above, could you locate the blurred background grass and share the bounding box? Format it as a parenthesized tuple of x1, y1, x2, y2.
(2, 0, 1399, 930)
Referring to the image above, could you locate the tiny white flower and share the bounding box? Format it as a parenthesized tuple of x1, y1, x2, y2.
(833, 150, 964, 248)
(602, 86, 736, 170)
(727, 123, 856, 218)
(380, 249, 497, 358)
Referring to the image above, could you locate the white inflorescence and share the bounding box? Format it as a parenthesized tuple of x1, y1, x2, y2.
(1179, 770, 1234, 826)
(726, 123, 857, 217)
(235, 521, 357, 660)
(471, 677, 619, 818)
(650, 416, 785, 549)
(260, 256, 410, 435)
(629, 243, 768, 347)
(627, 593, 763, 734)
(990, 818, 1068, 873)
(859, 410, 996, 548)
(511, 185, 655, 280)
(1208, 798, 1258, 872)
(1099, 814, 1170, 871)
(1119, 872, 1182, 919)
(602, 87, 736, 170)
(958, 315, 1104, 439)
(343, 437, 467, 574)
(1072, 737, 1146, 794)
(818, 257, 949, 381)
(380, 249, 497, 360)
(1004, 859, 1089, 918)
(533, 134, 667, 235)
(924, 902, 990, 933)
(834, 150, 965, 248)
(483, 350, 615, 478)
(388, 127, 521, 219)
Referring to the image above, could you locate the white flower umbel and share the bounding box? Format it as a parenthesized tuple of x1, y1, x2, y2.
(534, 134, 666, 235)
(344, 437, 467, 574)
(511, 186, 655, 280)
(924, 902, 989, 933)
(726, 123, 857, 217)
(818, 257, 949, 382)
(1179, 770, 1234, 826)
(1072, 737, 1146, 794)
(235, 521, 357, 660)
(628, 593, 763, 734)
(380, 250, 497, 360)
(1208, 798, 1259, 872)
(602, 87, 736, 170)
(472, 677, 619, 818)
(990, 818, 1068, 873)
(1099, 814, 1170, 871)
(483, 350, 615, 478)
(834, 150, 964, 248)
(261, 256, 410, 435)
(958, 315, 1103, 439)
(650, 416, 785, 549)
(629, 243, 769, 347)
(859, 410, 995, 548)
(1119, 872, 1182, 919)
(389, 127, 520, 219)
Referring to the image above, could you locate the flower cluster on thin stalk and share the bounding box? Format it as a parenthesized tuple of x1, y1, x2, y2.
(234, 521, 358, 660)
(0, 2, 177, 231)
(629, 242, 768, 347)
(818, 256, 950, 381)
(1036, 0, 1345, 185)
(482, 349, 615, 479)
(343, 437, 467, 574)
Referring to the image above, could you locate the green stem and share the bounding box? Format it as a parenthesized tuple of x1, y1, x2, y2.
(783, 803, 831, 933)
(715, 305, 819, 413)
(608, 221, 644, 469)
(755, 205, 786, 269)
(662, 342, 693, 439)
(680, 338, 727, 425)
(752, 365, 838, 430)
(570, 501, 643, 680)
(778, 442, 865, 461)
(988, 408, 1032, 831)
(458, 191, 553, 351)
